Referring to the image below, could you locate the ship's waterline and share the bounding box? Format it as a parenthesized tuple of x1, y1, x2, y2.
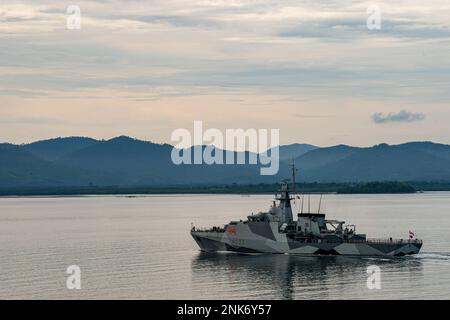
(0, 193, 449, 299)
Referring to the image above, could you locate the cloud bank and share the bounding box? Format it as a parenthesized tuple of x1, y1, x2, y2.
(0, 1, 448, 145)
(372, 110, 426, 124)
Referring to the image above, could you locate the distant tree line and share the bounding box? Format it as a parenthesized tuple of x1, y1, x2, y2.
(3, 180, 448, 196)
(337, 181, 416, 194)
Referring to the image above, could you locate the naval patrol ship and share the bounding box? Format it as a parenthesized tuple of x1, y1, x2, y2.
(191, 166, 423, 257)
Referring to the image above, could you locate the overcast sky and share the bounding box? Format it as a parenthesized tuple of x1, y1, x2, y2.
(1, 0, 450, 147)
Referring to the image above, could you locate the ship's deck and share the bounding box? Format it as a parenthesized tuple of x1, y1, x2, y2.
(191, 229, 422, 246)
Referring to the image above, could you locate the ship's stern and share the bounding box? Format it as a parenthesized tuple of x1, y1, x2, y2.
(394, 240, 423, 256)
(362, 239, 423, 257)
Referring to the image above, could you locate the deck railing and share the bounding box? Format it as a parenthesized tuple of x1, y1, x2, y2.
(191, 227, 226, 233)
(347, 238, 422, 245)
(191, 228, 423, 245)
(288, 238, 422, 245)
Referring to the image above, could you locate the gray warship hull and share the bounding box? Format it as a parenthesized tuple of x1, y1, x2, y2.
(191, 165, 423, 257)
(191, 221, 422, 257)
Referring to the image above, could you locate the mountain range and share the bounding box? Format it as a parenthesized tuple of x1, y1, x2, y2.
(1, 136, 450, 188)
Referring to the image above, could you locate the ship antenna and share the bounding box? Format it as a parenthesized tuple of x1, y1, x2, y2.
(301, 194, 304, 214)
(308, 194, 311, 213)
(291, 160, 298, 194)
(318, 194, 323, 213)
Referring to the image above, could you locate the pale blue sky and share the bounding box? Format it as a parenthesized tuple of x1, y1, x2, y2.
(1, 0, 449, 146)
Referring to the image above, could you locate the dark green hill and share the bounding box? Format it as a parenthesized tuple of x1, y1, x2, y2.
(292, 145, 359, 171)
(0, 146, 112, 187)
(23, 136, 99, 161)
(2, 136, 450, 188)
(276, 143, 318, 161)
(300, 143, 450, 182)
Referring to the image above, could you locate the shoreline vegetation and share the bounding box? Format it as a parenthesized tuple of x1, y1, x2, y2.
(1, 181, 450, 197)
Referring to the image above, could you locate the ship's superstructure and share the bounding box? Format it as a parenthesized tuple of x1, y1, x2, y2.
(191, 165, 423, 257)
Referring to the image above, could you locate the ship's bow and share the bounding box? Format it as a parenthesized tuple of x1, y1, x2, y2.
(191, 231, 228, 252)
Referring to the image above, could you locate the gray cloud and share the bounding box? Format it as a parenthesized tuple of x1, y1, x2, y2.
(2, 1, 450, 104)
(372, 110, 426, 124)
(0, 116, 66, 125)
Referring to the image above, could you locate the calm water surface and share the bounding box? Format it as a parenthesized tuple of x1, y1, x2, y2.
(0, 193, 449, 299)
